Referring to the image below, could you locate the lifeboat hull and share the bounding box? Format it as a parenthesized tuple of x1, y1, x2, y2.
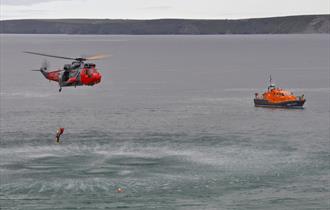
(254, 99, 305, 108)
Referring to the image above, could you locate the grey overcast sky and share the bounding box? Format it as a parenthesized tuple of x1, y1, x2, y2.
(0, 0, 329, 20)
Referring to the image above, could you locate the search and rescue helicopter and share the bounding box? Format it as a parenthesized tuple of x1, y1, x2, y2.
(24, 51, 108, 92)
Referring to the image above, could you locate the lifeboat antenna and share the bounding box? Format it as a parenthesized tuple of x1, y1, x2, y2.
(268, 75, 275, 90)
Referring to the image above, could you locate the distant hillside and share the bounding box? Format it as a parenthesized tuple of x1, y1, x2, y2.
(0, 15, 329, 34)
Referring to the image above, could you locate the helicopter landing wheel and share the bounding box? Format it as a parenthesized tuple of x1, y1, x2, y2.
(59, 87, 62, 92)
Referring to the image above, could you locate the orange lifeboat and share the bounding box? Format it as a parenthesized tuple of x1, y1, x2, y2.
(254, 76, 305, 108)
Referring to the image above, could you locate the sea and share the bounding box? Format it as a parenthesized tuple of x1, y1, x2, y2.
(0, 34, 329, 210)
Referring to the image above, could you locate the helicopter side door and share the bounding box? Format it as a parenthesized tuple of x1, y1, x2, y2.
(59, 64, 80, 86)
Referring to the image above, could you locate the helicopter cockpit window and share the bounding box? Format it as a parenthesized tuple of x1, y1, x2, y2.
(84, 69, 93, 77)
(84, 63, 96, 68)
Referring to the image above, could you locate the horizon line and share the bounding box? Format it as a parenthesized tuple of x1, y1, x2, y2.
(1, 13, 329, 21)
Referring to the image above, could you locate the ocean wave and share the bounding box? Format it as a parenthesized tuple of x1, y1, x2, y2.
(0, 91, 56, 98)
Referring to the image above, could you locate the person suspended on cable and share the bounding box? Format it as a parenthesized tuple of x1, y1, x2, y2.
(56, 128, 64, 143)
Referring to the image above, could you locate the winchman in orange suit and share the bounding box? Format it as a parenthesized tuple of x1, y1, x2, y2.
(56, 128, 64, 143)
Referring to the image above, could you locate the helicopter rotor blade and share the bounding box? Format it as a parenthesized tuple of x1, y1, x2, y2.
(24, 51, 76, 60)
(85, 53, 110, 60)
(24, 51, 109, 62)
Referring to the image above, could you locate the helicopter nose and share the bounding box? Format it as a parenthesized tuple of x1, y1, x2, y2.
(94, 73, 101, 83)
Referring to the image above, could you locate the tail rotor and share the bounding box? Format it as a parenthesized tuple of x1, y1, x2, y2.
(31, 60, 49, 72)
(41, 59, 49, 71)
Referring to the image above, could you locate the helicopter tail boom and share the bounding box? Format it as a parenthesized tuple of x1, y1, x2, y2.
(32, 68, 60, 82)
(31, 68, 48, 78)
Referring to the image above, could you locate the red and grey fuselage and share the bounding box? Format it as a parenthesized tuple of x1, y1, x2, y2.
(25, 51, 107, 91)
(40, 62, 102, 90)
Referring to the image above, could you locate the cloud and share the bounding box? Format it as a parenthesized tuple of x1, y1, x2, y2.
(140, 6, 172, 10)
(1, 0, 71, 6)
(17, 9, 50, 14)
